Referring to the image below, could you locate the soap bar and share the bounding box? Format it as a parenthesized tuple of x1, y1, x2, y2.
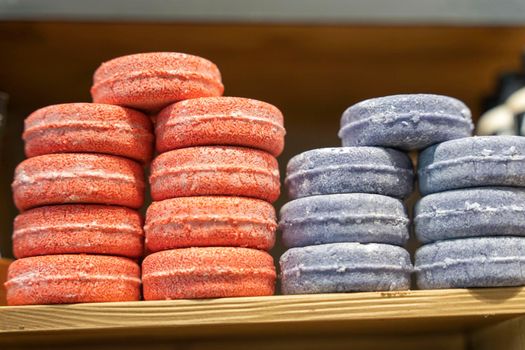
(416, 237, 525, 289)
(23, 103, 153, 163)
(280, 243, 412, 294)
(339, 94, 473, 150)
(5, 255, 141, 305)
(145, 196, 276, 252)
(415, 187, 525, 243)
(285, 147, 413, 199)
(280, 193, 409, 247)
(13, 204, 144, 259)
(142, 247, 276, 300)
(419, 135, 525, 195)
(150, 146, 280, 203)
(91, 52, 224, 112)
(156, 97, 285, 156)
(12, 153, 145, 211)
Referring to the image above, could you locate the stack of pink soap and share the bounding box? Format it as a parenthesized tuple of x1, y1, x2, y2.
(91, 52, 283, 300)
(140, 60, 284, 299)
(6, 52, 285, 304)
(7, 103, 152, 305)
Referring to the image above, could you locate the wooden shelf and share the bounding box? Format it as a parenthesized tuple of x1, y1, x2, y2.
(2, 287, 525, 347)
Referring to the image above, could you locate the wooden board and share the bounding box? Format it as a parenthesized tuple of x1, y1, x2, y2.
(1, 287, 525, 346)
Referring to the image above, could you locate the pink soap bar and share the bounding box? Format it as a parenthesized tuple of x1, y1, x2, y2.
(5, 254, 141, 305)
(155, 97, 285, 156)
(150, 146, 280, 203)
(23, 103, 153, 163)
(91, 52, 224, 112)
(145, 196, 276, 252)
(142, 247, 276, 300)
(12, 153, 145, 211)
(13, 204, 144, 259)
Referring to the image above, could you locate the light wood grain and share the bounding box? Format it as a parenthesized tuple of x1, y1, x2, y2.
(1, 287, 525, 345)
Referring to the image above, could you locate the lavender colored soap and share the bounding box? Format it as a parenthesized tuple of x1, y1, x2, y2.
(339, 94, 473, 151)
(419, 136, 525, 195)
(416, 237, 525, 289)
(280, 243, 412, 294)
(280, 193, 409, 248)
(285, 147, 414, 200)
(415, 187, 525, 243)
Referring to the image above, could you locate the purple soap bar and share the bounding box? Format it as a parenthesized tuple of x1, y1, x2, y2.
(280, 193, 409, 248)
(419, 136, 525, 195)
(339, 94, 473, 151)
(415, 187, 525, 243)
(280, 243, 412, 294)
(416, 237, 525, 289)
(285, 147, 414, 200)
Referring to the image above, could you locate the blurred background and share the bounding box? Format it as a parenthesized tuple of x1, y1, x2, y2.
(1, 0, 525, 260)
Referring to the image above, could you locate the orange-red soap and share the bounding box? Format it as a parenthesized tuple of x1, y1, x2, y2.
(5, 255, 141, 305)
(13, 205, 144, 259)
(156, 97, 285, 156)
(23, 103, 153, 163)
(142, 247, 276, 300)
(12, 153, 145, 211)
(145, 196, 276, 252)
(91, 52, 224, 112)
(150, 146, 280, 203)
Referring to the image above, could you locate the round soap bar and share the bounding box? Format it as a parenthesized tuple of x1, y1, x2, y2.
(415, 187, 525, 243)
(338, 94, 473, 150)
(13, 204, 144, 259)
(419, 136, 525, 195)
(416, 237, 525, 289)
(156, 97, 285, 156)
(5, 255, 141, 305)
(280, 193, 409, 248)
(91, 52, 224, 112)
(145, 196, 276, 252)
(12, 153, 145, 211)
(285, 147, 413, 200)
(142, 247, 276, 300)
(23, 103, 153, 163)
(280, 243, 412, 294)
(150, 146, 280, 202)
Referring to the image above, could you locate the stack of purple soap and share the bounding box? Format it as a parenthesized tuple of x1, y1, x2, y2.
(280, 94, 475, 294)
(415, 136, 525, 289)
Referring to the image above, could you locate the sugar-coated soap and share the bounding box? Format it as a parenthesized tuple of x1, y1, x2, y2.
(145, 196, 276, 252)
(280, 243, 412, 294)
(5, 255, 141, 305)
(415, 187, 525, 243)
(150, 146, 280, 203)
(285, 147, 414, 199)
(416, 237, 525, 289)
(339, 94, 473, 150)
(280, 193, 409, 248)
(91, 52, 224, 112)
(419, 136, 525, 195)
(156, 97, 285, 156)
(142, 247, 276, 300)
(12, 153, 145, 211)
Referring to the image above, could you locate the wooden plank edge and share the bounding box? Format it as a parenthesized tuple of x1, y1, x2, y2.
(1, 287, 525, 334)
